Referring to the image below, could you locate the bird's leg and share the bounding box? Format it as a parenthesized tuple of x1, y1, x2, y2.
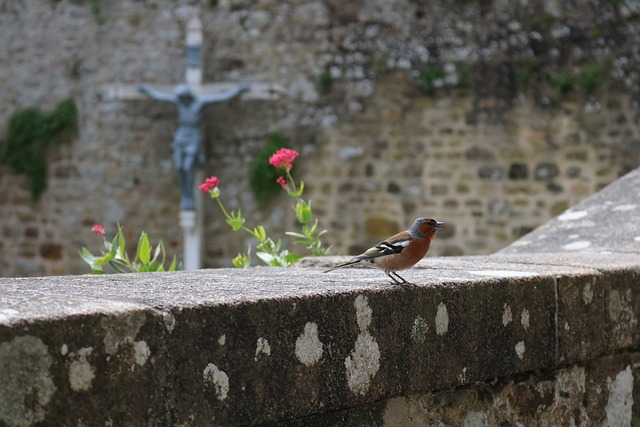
(385, 270, 407, 284)
(392, 271, 409, 284)
(385, 271, 400, 284)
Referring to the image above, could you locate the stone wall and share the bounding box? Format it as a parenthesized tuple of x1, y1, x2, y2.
(1, 0, 640, 276)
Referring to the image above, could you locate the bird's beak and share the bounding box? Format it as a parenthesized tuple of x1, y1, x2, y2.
(435, 221, 445, 229)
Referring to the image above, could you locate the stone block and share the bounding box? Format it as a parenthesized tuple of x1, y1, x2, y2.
(556, 272, 606, 364)
(583, 353, 640, 426)
(381, 276, 556, 395)
(0, 307, 159, 426)
(364, 216, 398, 240)
(40, 243, 63, 260)
(534, 162, 559, 180)
(508, 163, 529, 180)
(604, 268, 640, 351)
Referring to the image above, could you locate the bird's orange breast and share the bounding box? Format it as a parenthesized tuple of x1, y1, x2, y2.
(374, 238, 431, 271)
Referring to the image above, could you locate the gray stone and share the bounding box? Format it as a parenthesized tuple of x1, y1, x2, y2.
(499, 167, 640, 255)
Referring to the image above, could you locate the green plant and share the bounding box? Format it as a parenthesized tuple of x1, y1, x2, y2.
(286, 198, 329, 256)
(372, 57, 388, 72)
(418, 67, 445, 95)
(248, 132, 290, 206)
(0, 98, 78, 200)
(540, 12, 556, 26)
(317, 70, 333, 95)
(552, 73, 574, 95)
(456, 68, 471, 90)
(516, 57, 542, 85)
(91, 0, 106, 25)
(588, 26, 603, 38)
(79, 224, 181, 274)
(579, 65, 601, 94)
(515, 67, 531, 85)
(201, 147, 330, 268)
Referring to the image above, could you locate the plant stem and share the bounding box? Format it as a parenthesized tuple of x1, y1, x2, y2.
(216, 197, 231, 219)
(286, 170, 298, 194)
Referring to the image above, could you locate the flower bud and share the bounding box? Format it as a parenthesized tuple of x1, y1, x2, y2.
(295, 200, 313, 224)
(210, 186, 221, 199)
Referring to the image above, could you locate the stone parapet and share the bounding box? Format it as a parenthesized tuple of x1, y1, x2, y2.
(1, 252, 639, 425)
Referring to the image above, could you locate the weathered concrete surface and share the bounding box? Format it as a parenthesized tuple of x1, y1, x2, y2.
(496, 166, 640, 366)
(287, 352, 640, 427)
(1, 253, 639, 426)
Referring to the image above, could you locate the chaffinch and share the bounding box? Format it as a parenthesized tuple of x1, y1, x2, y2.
(324, 217, 445, 284)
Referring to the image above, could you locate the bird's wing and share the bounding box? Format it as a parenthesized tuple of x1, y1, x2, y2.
(323, 234, 413, 273)
(360, 235, 412, 259)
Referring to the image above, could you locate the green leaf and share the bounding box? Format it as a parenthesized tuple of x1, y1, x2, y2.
(226, 216, 245, 231)
(117, 223, 127, 260)
(152, 241, 163, 264)
(285, 231, 306, 239)
(284, 252, 305, 265)
(79, 247, 97, 266)
(253, 226, 267, 242)
(294, 199, 313, 224)
(308, 218, 319, 234)
(232, 251, 252, 268)
(93, 250, 115, 268)
(256, 251, 275, 265)
(288, 180, 304, 197)
(109, 235, 119, 258)
(168, 256, 178, 272)
(137, 232, 151, 265)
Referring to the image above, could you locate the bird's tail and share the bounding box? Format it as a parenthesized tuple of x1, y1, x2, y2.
(323, 258, 361, 273)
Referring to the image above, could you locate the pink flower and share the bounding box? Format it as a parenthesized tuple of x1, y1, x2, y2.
(276, 176, 287, 189)
(91, 224, 105, 237)
(199, 176, 220, 193)
(269, 148, 299, 171)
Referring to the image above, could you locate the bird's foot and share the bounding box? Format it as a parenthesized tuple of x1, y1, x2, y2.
(386, 271, 414, 285)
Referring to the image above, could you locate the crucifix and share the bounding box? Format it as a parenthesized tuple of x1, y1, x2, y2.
(101, 17, 283, 270)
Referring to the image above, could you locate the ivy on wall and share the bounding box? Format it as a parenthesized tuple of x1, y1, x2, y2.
(0, 98, 78, 200)
(248, 132, 291, 206)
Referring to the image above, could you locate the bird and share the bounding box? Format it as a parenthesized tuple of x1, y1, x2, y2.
(323, 217, 445, 284)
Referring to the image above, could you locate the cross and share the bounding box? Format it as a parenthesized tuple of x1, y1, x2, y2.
(100, 17, 283, 270)
(102, 18, 283, 102)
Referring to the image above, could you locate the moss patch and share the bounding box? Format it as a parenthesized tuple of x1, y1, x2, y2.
(248, 132, 291, 207)
(0, 98, 78, 200)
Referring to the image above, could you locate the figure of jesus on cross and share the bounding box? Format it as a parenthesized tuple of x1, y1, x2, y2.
(102, 16, 282, 269)
(137, 82, 249, 211)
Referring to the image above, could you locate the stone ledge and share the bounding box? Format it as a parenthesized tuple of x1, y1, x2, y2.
(499, 167, 640, 255)
(1, 253, 638, 426)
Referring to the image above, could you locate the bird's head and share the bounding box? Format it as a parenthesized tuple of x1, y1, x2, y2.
(410, 217, 445, 238)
